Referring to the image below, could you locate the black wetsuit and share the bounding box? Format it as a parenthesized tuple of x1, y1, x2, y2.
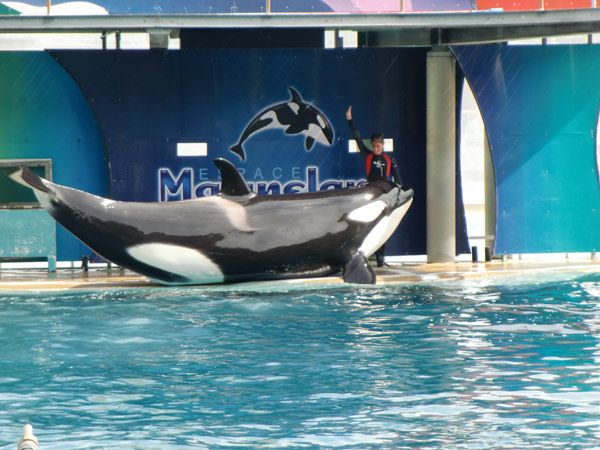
(347, 119, 403, 185)
(348, 118, 403, 266)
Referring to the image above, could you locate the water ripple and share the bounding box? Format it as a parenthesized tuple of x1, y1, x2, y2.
(2, 276, 600, 448)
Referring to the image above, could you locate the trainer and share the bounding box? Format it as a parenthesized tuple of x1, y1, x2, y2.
(346, 105, 403, 266)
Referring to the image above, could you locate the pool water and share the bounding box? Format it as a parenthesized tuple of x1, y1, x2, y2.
(3, 273, 600, 449)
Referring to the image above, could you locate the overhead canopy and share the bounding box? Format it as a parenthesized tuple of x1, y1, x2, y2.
(0, 9, 599, 46)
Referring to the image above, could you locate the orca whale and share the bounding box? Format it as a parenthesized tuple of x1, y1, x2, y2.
(230, 87, 334, 161)
(8, 158, 413, 285)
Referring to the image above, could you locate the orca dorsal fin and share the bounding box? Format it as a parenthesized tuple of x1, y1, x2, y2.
(288, 87, 303, 105)
(213, 158, 253, 197)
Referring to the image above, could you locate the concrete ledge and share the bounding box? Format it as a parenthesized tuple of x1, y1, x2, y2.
(1, 260, 599, 293)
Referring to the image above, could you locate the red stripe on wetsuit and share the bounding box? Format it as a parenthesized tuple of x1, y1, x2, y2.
(366, 153, 391, 179)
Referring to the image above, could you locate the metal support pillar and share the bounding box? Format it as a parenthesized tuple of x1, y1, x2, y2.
(483, 132, 496, 257)
(426, 47, 456, 263)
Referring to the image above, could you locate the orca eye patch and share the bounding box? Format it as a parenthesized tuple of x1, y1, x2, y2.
(317, 115, 326, 128)
(347, 201, 386, 223)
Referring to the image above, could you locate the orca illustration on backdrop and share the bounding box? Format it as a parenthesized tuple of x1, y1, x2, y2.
(230, 87, 334, 161)
(8, 158, 413, 286)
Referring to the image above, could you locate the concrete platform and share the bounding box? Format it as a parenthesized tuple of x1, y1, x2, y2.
(1, 259, 600, 293)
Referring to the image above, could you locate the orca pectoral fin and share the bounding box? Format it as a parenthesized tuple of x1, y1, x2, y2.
(305, 136, 315, 150)
(343, 253, 376, 284)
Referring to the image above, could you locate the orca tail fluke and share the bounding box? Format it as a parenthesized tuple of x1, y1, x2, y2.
(230, 144, 246, 161)
(343, 253, 376, 284)
(8, 166, 56, 196)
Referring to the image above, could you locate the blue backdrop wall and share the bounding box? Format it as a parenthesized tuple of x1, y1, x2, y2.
(4, 44, 597, 260)
(50, 48, 445, 257)
(0, 52, 109, 261)
(454, 44, 600, 254)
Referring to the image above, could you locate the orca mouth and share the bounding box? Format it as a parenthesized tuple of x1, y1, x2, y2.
(397, 188, 414, 208)
(358, 192, 413, 258)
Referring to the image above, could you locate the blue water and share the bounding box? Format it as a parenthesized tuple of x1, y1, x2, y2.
(3, 274, 600, 449)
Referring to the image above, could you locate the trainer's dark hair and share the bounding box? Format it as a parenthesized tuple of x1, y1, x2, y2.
(370, 132, 384, 143)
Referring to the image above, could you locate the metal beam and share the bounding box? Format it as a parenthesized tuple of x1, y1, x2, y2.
(0, 9, 597, 43)
(443, 20, 600, 44)
(360, 21, 600, 45)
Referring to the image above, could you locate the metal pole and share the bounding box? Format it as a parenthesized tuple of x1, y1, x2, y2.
(47, 0, 51, 14)
(483, 132, 496, 257)
(426, 48, 456, 263)
(266, 0, 271, 13)
(334, 29, 342, 48)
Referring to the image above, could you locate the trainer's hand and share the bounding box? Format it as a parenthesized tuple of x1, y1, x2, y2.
(346, 106, 352, 120)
